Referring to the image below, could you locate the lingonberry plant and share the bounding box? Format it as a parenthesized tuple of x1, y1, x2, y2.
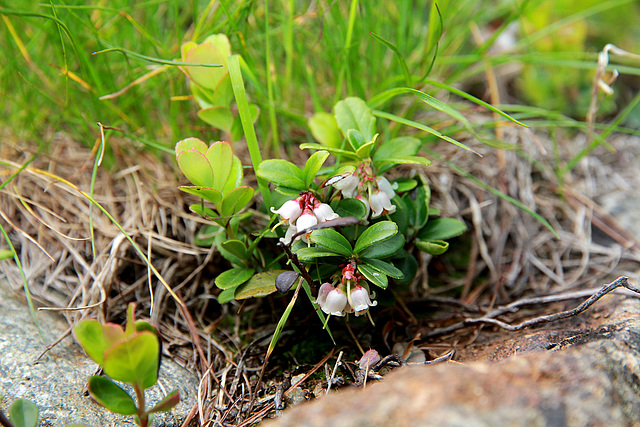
(73, 303, 179, 427)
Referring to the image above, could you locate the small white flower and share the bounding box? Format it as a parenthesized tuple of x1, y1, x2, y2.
(376, 177, 398, 200)
(349, 285, 377, 316)
(279, 224, 297, 245)
(332, 173, 359, 198)
(270, 199, 302, 224)
(313, 203, 339, 223)
(316, 282, 334, 306)
(295, 208, 318, 242)
(355, 195, 370, 218)
(320, 286, 348, 316)
(370, 190, 396, 218)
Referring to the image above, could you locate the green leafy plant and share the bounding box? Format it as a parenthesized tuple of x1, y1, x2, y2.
(0, 399, 38, 427)
(73, 303, 179, 427)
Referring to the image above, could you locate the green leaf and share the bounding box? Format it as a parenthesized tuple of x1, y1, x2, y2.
(394, 252, 418, 285)
(9, 399, 39, 427)
(179, 186, 222, 206)
(346, 129, 366, 151)
(334, 97, 376, 142)
(257, 159, 306, 190)
(275, 186, 302, 197)
(205, 141, 233, 192)
(189, 204, 218, 219)
(309, 229, 353, 257)
(417, 218, 467, 241)
(295, 246, 344, 262)
(148, 390, 181, 414)
(308, 112, 342, 148)
(176, 150, 213, 187)
(303, 150, 330, 188)
(354, 221, 398, 254)
(214, 233, 245, 265)
(409, 179, 430, 230)
(394, 178, 417, 192)
(357, 263, 388, 289)
(197, 106, 234, 132)
(375, 155, 432, 168)
(369, 32, 412, 86)
(220, 186, 254, 217)
(102, 332, 159, 389)
(299, 143, 359, 158)
(373, 137, 420, 162)
(231, 103, 260, 141)
(355, 135, 377, 159)
(361, 258, 404, 279)
(331, 198, 367, 220)
(219, 239, 247, 259)
(235, 270, 285, 299)
(217, 288, 236, 304)
(87, 376, 137, 415)
(415, 239, 449, 255)
(222, 155, 244, 195)
(358, 233, 404, 259)
(389, 195, 410, 235)
(73, 320, 125, 365)
(175, 137, 207, 155)
(215, 267, 255, 290)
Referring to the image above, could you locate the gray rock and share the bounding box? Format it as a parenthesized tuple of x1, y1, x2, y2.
(263, 295, 640, 427)
(0, 278, 198, 426)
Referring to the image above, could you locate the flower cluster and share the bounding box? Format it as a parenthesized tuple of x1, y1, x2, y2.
(331, 164, 398, 219)
(316, 263, 377, 318)
(271, 191, 339, 245)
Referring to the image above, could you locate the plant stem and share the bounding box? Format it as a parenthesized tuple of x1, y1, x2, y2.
(134, 383, 148, 427)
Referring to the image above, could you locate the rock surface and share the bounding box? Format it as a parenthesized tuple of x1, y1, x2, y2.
(264, 294, 640, 427)
(0, 278, 198, 427)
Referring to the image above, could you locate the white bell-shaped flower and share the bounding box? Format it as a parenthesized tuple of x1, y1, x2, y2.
(376, 177, 398, 199)
(349, 285, 378, 316)
(332, 173, 359, 198)
(320, 286, 348, 316)
(370, 189, 396, 218)
(313, 203, 339, 223)
(270, 199, 302, 224)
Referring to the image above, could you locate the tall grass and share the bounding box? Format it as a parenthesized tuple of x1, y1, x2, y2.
(0, 0, 639, 156)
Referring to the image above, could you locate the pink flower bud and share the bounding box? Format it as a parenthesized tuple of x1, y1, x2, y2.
(358, 349, 381, 370)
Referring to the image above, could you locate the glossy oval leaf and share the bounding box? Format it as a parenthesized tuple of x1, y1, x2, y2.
(189, 203, 218, 219)
(357, 263, 388, 289)
(295, 246, 344, 262)
(303, 150, 330, 188)
(354, 221, 398, 254)
(175, 137, 207, 155)
(222, 155, 244, 195)
(215, 267, 254, 290)
(257, 159, 306, 190)
(148, 390, 181, 414)
(176, 149, 214, 188)
(88, 376, 137, 415)
(373, 136, 421, 162)
(334, 97, 376, 141)
(417, 218, 467, 241)
(308, 112, 342, 148)
(375, 155, 432, 168)
(73, 319, 109, 365)
(394, 252, 418, 285)
(234, 270, 286, 299)
(355, 137, 377, 159)
(220, 186, 254, 217)
(180, 186, 222, 206)
(9, 399, 39, 427)
(205, 141, 233, 191)
(415, 239, 449, 255)
(299, 143, 359, 158)
(217, 288, 236, 304)
(102, 332, 159, 389)
(309, 228, 353, 257)
(358, 233, 404, 259)
(332, 198, 367, 220)
(346, 129, 366, 151)
(198, 106, 234, 132)
(219, 239, 247, 260)
(361, 258, 404, 279)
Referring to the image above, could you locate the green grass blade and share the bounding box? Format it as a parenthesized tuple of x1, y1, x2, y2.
(369, 32, 412, 87)
(228, 54, 273, 209)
